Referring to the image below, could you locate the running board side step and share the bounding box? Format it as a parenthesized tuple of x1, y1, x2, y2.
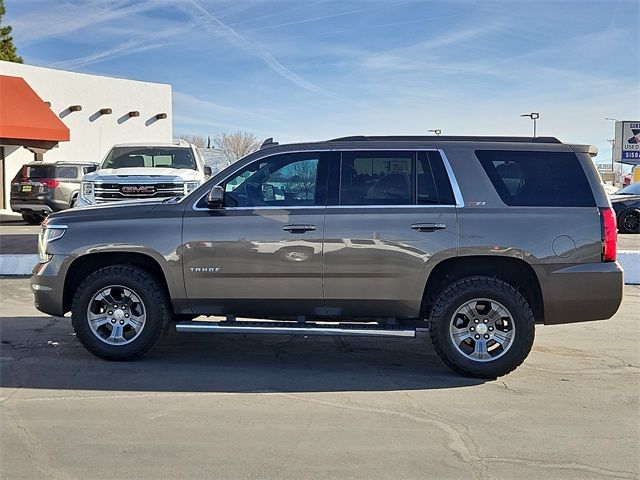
(175, 321, 416, 338)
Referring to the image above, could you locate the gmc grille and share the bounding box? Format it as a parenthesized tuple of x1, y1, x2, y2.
(95, 183, 184, 203)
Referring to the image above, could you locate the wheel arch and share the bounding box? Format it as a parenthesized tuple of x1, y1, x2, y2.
(63, 251, 172, 313)
(421, 255, 544, 323)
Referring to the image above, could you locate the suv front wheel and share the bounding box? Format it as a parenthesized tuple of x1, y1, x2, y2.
(71, 265, 171, 360)
(429, 276, 535, 378)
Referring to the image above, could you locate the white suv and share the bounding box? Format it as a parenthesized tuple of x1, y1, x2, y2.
(78, 140, 211, 206)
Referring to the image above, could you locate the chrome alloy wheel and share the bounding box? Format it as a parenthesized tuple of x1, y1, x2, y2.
(448, 298, 515, 362)
(86, 285, 146, 345)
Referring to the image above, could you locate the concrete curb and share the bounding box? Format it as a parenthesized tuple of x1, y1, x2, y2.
(1, 252, 638, 283)
(619, 250, 640, 284)
(0, 255, 39, 276)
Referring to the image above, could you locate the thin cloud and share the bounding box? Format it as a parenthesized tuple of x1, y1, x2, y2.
(183, 0, 359, 104)
(229, 3, 318, 27)
(11, 0, 161, 44)
(287, 14, 459, 39)
(173, 91, 276, 123)
(246, 6, 382, 32)
(51, 27, 185, 70)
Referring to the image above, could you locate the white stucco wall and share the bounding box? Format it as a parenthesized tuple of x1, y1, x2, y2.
(0, 61, 172, 207)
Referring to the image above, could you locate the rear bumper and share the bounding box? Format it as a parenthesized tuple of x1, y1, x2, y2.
(537, 262, 624, 325)
(11, 202, 53, 213)
(30, 255, 70, 317)
(11, 198, 67, 213)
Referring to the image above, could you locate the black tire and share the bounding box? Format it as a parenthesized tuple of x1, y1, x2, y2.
(22, 213, 44, 225)
(618, 208, 640, 234)
(70, 194, 78, 208)
(429, 276, 535, 378)
(71, 265, 171, 361)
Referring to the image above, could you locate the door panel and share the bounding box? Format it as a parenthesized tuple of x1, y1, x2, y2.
(322, 149, 459, 319)
(323, 207, 457, 318)
(183, 208, 325, 316)
(183, 151, 329, 317)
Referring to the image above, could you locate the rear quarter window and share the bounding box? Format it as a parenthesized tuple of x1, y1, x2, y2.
(54, 166, 78, 179)
(475, 150, 596, 207)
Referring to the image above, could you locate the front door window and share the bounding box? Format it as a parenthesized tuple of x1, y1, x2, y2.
(224, 153, 321, 207)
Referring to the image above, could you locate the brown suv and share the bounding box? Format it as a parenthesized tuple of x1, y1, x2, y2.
(10, 161, 98, 224)
(31, 136, 624, 378)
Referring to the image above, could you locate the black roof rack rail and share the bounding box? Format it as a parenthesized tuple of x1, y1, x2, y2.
(327, 135, 562, 144)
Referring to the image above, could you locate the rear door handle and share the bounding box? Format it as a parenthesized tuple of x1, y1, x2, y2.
(283, 224, 317, 233)
(410, 223, 447, 232)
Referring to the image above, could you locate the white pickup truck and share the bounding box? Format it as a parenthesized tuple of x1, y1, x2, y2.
(78, 140, 211, 206)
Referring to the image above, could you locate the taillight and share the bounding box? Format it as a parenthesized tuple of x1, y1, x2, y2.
(600, 207, 617, 262)
(40, 179, 59, 188)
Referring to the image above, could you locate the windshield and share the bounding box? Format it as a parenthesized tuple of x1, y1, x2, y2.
(616, 183, 640, 195)
(102, 147, 196, 170)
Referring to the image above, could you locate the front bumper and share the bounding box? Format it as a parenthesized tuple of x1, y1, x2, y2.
(537, 261, 624, 325)
(31, 255, 70, 317)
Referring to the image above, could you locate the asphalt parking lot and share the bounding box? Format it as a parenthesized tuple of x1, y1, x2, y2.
(1, 278, 638, 480)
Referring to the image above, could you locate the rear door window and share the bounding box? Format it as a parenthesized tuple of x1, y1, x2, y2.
(417, 151, 456, 205)
(337, 150, 456, 206)
(475, 150, 595, 207)
(339, 151, 414, 205)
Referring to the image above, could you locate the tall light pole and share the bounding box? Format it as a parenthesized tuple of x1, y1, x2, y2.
(428, 129, 442, 136)
(520, 112, 540, 137)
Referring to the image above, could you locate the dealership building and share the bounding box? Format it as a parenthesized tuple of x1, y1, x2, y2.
(0, 61, 172, 209)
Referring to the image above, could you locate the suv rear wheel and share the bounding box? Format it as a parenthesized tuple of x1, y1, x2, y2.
(22, 213, 44, 224)
(71, 265, 171, 360)
(429, 276, 535, 378)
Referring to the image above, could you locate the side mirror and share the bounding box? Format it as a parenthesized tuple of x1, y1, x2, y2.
(206, 186, 224, 208)
(204, 165, 212, 177)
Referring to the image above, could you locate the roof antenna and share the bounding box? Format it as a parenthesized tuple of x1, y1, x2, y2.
(261, 137, 279, 149)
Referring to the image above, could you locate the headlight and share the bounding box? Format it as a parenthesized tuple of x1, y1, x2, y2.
(38, 224, 67, 263)
(184, 181, 200, 195)
(81, 181, 94, 200)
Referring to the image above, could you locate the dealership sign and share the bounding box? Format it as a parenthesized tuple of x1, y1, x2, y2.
(614, 121, 640, 165)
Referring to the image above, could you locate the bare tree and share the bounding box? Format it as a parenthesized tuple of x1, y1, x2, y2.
(291, 160, 316, 200)
(213, 131, 261, 164)
(177, 134, 207, 148)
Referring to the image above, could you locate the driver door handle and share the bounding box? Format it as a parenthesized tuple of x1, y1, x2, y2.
(410, 223, 447, 232)
(283, 224, 317, 233)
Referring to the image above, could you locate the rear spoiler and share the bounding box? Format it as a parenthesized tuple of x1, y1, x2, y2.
(570, 144, 598, 158)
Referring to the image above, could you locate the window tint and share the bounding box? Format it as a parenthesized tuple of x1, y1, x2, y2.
(55, 166, 77, 179)
(476, 150, 596, 207)
(340, 151, 414, 205)
(417, 151, 456, 205)
(25, 165, 55, 179)
(83, 165, 97, 174)
(223, 152, 324, 207)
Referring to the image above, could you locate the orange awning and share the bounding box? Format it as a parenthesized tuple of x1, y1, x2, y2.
(0, 75, 70, 144)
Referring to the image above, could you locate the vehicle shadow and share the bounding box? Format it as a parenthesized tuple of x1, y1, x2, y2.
(0, 316, 487, 393)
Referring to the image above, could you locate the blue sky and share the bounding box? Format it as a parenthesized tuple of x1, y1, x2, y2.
(5, 0, 640, 164)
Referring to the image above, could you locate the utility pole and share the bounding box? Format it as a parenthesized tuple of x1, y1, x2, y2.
(520, 113, 540, 137)
(605, 118, 620, 185)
